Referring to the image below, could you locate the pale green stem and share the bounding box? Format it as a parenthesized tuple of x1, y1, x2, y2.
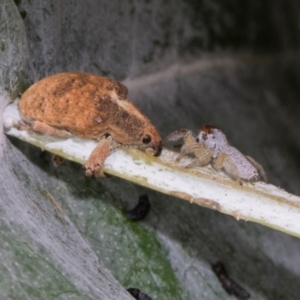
(4, 99, 300, 238)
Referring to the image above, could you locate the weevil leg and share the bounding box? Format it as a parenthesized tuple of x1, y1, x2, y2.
(246, 156, 267, 182)
(85, 135, 112, 178)
(164, 129, 191, 144)
(17, 119, 72, 138)
(16, 119, 32, 131)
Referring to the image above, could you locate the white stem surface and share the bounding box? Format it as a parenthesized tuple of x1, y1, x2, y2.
(4, 100, 300, 238)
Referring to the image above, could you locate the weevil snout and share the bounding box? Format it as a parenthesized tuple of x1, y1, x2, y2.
(141, 125, 162, 157)
(145, 140, 162, 156)
(153, 141, 162, 156)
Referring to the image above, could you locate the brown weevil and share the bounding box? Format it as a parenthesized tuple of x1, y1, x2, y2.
(18, 72, 162, 177)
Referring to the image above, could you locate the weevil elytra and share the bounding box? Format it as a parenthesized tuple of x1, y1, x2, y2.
(18, 72, 162, 177)
(165, 126, 266, 183)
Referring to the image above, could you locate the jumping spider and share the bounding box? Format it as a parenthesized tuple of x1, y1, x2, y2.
(165, 125, 267, 183)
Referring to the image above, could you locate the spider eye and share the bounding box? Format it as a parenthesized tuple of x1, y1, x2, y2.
(202, 133, 207, 141)
(195, 138, 199, 143)
(142, 134, 152, 144)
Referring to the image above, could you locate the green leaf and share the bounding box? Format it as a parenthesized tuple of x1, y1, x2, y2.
(2, 0, 300, 300)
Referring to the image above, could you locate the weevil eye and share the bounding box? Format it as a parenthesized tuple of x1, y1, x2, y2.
(142, 134, 152, 144)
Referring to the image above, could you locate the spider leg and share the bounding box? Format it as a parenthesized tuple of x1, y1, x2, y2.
(184, 145, 213, 168)
(246, 156, 267, 182)
(164, 129, 192, 144)
(212, 152, 226, 171)
(193, 147, 214, 166)
(176, 143, 203, 161)
(213, 153, 241, 184)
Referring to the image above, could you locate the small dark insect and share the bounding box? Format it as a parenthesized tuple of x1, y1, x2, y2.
(212, 261, 251, 300)
(127, 287, 152, 300)
(52, 154, 65, 167)
(127, 194, 151, 221)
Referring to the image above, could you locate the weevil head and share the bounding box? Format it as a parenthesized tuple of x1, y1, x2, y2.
(196, 125, 228, 157)
(141, 124, 162, 157)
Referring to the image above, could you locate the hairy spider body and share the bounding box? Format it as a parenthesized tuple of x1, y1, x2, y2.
(165, 126, 266, 183)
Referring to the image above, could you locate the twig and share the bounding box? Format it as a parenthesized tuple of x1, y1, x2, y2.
(4, 99, 300, 238)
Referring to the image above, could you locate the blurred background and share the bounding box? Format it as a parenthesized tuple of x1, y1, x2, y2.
(1, 0, 300, 299)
